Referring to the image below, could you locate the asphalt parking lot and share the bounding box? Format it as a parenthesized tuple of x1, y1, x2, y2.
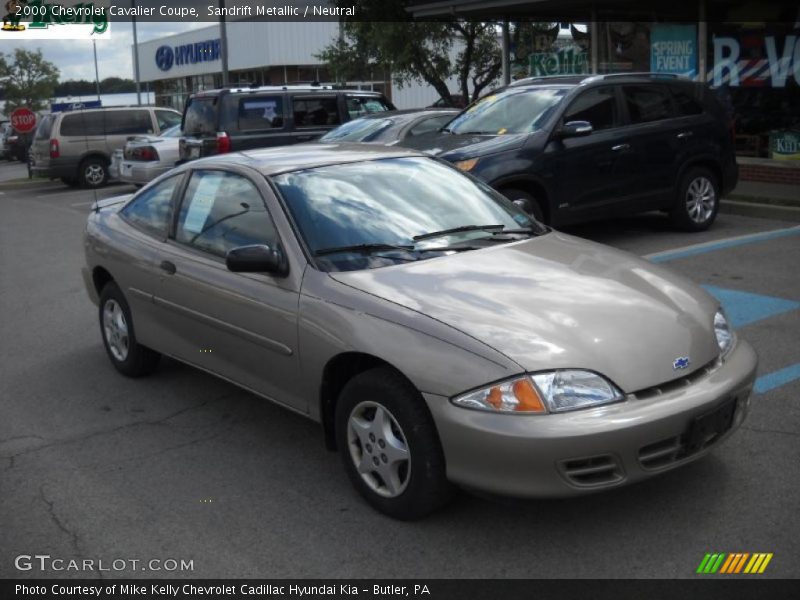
(1, 165, 798, 580)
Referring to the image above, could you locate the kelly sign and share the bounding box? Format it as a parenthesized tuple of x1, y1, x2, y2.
(10, 107, 37, 133)
(651, 24, 698, 78)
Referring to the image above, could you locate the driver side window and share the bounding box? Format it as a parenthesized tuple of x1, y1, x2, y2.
(562, 87, 620, 132)
(175, 170, 278, 258)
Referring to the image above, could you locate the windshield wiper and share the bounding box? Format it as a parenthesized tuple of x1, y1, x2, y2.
(455, 130, 496, 135)
(413, 224, 505, 242)
(314, 243, 415, 257)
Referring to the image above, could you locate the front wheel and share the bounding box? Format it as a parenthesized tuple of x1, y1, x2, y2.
(670, 167, 720, 231)
(335, 367, 453, 520)
(502, 188, 546, 223)
(98, 282, 160, 377)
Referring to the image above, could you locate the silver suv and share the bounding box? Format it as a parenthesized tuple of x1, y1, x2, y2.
(30, 106, 181, 188)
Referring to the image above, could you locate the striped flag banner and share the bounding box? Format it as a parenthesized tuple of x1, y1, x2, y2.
(697, 553, 773, 574)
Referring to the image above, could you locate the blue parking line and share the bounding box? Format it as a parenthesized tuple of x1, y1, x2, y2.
(755, 364, 800, 394)
(701, 285, 800, 328)
(648, 226, 800, 263)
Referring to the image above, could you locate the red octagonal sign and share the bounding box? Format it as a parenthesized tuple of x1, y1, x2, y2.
(10, 107, 37, 133)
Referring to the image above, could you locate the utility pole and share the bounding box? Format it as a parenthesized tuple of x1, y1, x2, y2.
(93, 39, 101, 101)
(132, 0, 142, 104)
(219, 0, 229, 86)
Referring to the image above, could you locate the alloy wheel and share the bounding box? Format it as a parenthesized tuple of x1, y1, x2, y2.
(102, 299, 129, 362)
(685, 176, 716, 224)
(347, 401, 411, 498)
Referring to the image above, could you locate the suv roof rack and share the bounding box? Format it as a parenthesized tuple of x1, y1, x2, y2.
(510, 72, 686, 88)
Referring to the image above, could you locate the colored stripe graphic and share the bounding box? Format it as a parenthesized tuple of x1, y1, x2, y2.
(702, 553, 773, 574)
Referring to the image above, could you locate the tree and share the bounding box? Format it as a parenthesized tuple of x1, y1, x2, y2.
(317, 1, 502, 105)
(0, 48, 59, 112)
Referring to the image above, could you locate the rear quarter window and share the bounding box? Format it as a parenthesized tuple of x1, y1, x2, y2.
(60, 112, 105, 137)
(671, 87, 704, 116)
(183, 97, 219, 136)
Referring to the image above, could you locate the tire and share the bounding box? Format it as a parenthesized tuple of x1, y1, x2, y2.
(502, 187, 546, 223)
(61, 176, 80, 187)
(670, 167, 720, 231)
(335, 367, 453, 520)
(79, 157, 109, 189)
(98, 281, 160, 377)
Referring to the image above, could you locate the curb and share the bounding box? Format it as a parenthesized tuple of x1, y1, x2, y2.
(721, 199, 800, 223)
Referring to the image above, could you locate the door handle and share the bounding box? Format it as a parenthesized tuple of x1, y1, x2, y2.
(677, 131, 694, 139)
(611, 143, 630, 152)
(159, 260, 176, 275)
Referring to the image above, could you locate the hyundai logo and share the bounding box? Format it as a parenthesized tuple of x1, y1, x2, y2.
(155, 45, 174, 72)
(673, 356, 691, 370)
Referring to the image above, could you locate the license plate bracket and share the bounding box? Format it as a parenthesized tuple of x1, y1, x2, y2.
(682, 398, 737, 456)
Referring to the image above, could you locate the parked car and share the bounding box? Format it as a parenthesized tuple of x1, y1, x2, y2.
(319, 108, 458, 145)
(110, 124, 182, 187)
(402, 73, 738, 231)
(82, 143, 756, 520)
(178, 85, 395, 162)
(2, 123, 31, 162)
(0, 123, 11, 159)
(29, 106, 181, 188)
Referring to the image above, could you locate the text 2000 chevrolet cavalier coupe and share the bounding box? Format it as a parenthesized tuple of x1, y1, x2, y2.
(83, 144, 757, 519)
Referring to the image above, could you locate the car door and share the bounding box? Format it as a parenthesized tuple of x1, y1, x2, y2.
(290, 95, 341, 143)
(151, 167, 305, 413)
(114, 174, 186, 347)
(618, 84, 684, 210)
(548, 85, 636, 218)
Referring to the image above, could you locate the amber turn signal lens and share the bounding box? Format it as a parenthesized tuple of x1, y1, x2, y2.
(512, 379, 546, 413)
(454, 158, 479, 172)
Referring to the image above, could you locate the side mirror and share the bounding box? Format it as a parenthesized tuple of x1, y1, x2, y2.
(226, 244, 287, 276)
(558, 120, 593, 139)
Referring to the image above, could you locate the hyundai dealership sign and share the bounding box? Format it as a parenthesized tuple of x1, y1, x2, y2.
(155, 38, 221, 72)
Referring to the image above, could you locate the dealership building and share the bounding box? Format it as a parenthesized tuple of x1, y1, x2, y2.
(135, 21, 458, 112)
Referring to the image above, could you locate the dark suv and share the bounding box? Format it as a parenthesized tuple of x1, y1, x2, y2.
(403, 74, 737, 231)
(179, 85, 395, 162)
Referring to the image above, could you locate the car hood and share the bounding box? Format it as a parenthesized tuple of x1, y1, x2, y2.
(401, 130, 529, 158)
(330, 232, 721, 393)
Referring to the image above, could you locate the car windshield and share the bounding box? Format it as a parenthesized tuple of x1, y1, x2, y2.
(272, 157, 544, 272)
(446, 88, 568, 135)
(320, 118, 393, 142)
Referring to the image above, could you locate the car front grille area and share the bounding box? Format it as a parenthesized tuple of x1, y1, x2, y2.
(559, 454, 625, 487)
(630, 358, 721, 401)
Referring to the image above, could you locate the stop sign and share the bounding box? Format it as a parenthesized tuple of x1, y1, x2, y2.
(10, 107, 37, 134)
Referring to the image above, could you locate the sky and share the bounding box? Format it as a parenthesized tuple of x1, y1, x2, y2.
(1, 22, 206, 82)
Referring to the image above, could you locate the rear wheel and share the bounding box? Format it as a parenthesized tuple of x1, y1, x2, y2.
(79, 157, 109, 189)
(670, 167, 720, 231)
(335, 367, 453, 520)
(502, 188, 545, 223)
(98, 282, 160, 377)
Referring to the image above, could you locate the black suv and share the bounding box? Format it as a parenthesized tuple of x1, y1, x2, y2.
(403, 74, 737, 231)
(179, 85, 395, 162)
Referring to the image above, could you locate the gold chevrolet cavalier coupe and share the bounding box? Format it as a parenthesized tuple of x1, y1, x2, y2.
(82, 144, 757, 519)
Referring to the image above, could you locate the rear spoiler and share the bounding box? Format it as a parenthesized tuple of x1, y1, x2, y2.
(91, 194, 133, 212)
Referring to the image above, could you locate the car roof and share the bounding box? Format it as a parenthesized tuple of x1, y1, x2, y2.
(191, 86, 385, 98)
(508, 72, 691, 90)
(184, 143, 427, 176)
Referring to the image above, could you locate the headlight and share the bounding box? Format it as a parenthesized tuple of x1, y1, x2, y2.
(452, 376, 546, 413)
(714, 309, 734, 358)
(531, 370, 624, 413)
(454, 158, 479, 171)
(452, 370, 624, 414)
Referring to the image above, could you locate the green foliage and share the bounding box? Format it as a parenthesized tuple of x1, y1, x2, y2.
(0, 48, 60, 112)
(55, 77, 138, 97)
(317, 0, 502, 105)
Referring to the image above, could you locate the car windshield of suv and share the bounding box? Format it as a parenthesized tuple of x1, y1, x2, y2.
(272, 157, 545, 272)
(320, 118, 393, 142)
(446, 88, 568, 135)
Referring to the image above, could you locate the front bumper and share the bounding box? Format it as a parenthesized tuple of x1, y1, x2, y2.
(424, 339, 757, 497)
